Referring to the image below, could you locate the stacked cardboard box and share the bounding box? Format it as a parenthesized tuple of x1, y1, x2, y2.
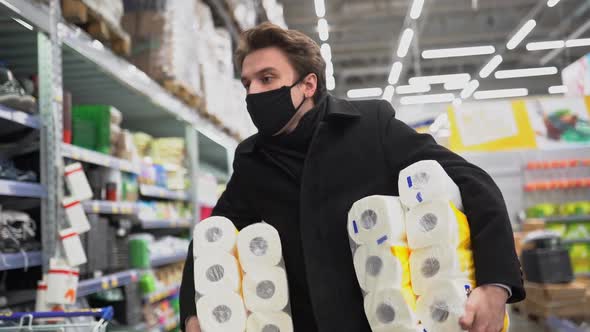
(522, 281, 589, 319)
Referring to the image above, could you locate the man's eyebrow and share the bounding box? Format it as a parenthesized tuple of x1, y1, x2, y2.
(241, 67, 278, 81)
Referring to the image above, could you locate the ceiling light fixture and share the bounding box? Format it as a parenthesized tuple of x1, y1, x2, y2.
(320, 43, 332, 61)
(494, 66, 558, 79)
(460, 80, 480, 99)
(397, 28, 415, 58)
(347, 88, 383, 99)
(507, 19, 536, 50)
(409, 73, 471, 85)
(400, 93, 455, 105)
(396, 84, 431, 94)
(473, 88, 529, 100)
(325, 61, 334, 77)
(382, 85, 395, 101)
(327, 76, 335, 91)
(388, 61, 403, 85)
(422, 45, 495, 59)
(548, 85, 568, 94)
(318, 19, 329, 41)
(566, 38, 590, 47)
(452, 98, 463, 107)
(410, 0, 424, 19)
(314, 0, 326, 17)
(547, 0, 561, 7)
(526, 40, 565, 51)
(479, 55, 503, 78)
(444, 80, 469, 90)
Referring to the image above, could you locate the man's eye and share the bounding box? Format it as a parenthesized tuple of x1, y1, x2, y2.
(262, 77, 273, 84)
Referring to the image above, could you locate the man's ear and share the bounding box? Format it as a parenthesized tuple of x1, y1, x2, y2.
(303, 73, 318, 98)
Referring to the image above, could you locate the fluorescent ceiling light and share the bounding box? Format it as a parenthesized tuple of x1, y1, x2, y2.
(547, 0, 561, 7)
(548, 85, 568, 94)
(314, 0, 326, 17)
(452, 98, 463, 107)
(460, 80, 480, 99)
(410, 0, 424, 19)
(320, 43, 332, 61)
(507, 19, 536, 50)
(479, 55, 503, 78)
(318, 19, 329, 41)
(495, 66, 558, 79)
(397, 28, 414, 58)
(347, 88, 383, 99)
(444, 80, 468, 90)
(400, 93, 455, 105)
(526, 40, 564, 51)
(382, 85, 395, 101)
(12, 17, 32, 30)
(422, 45, 495, 59)
(326, 76, 335, 91)
(409, 73, 471, 85)
(396, 84, 431, 94)
(473, 88, 529, 100)
(325, 61, 334, 77)
(388, 61, 403, 85)
(566, 38, 590, 48)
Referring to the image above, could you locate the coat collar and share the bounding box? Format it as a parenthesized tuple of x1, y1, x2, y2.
(237, 94, 361, 155)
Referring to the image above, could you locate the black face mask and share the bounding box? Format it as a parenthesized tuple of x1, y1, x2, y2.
(245, 75, 307, 136)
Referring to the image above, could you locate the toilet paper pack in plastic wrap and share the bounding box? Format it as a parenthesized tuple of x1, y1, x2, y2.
(193, 216, 247, 332)
(237, 222, 294, 332)
(347, 195, 421, 332)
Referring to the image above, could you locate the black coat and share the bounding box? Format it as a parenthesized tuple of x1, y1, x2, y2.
(180, 95, 525, 332)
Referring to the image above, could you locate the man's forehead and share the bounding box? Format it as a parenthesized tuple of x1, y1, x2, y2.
(241, 66, 277, 80)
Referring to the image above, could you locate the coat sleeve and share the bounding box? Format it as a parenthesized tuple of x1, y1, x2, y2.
(179, 161, 260, 331)
(377, 100, 525, 303)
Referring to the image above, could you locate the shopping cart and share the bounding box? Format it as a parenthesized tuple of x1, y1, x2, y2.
(0, 307, 113, 332)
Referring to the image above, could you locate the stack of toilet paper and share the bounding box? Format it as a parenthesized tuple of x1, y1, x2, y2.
(237, 223, 294, 332)
(347, 196, 420, 332)
(398, 160, 508, 332)
(193, 216, 247, 332)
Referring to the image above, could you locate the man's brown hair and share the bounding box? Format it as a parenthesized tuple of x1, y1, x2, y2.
(235, 22, 327, 102)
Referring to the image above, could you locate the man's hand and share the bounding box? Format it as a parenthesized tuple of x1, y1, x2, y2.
(459, 285, 509, 332)
(185, 316, 201, 332)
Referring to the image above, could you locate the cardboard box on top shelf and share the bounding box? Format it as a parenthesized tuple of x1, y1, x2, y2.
(522, 219, 546, 232)
(523, 281, 589, 319)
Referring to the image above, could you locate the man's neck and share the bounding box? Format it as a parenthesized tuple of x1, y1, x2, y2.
(275, 98, 316, 136)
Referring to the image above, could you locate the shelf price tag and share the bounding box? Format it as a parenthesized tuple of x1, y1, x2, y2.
(93, 202, 100, 213)
(101, 278, 109, 290)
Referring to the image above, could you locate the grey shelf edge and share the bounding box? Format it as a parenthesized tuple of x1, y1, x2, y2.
(0, 104, 41, 129)
(77, 269, 139, 298)
(140, 218, 193, 229)
(139, 185, 190, 202)
(563, 238, 590, 245)
(0, 0, 51, 33)
(143, 284, 181, 304)
(0, 179, 47, 198)
(532, 215, 590, 223)
(82, 200, 139, 215)
(0, 251, 42, 271)
(62, 144, 140, 174)
(150, 252, 187, 268)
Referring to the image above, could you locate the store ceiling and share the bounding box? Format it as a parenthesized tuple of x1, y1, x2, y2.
(281, 0, 590, 99)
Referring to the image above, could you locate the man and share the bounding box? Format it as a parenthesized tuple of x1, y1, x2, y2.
(180, 22, 524, 332)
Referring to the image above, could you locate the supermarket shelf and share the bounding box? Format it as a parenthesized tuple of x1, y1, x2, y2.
(62, 144, 140, 174)
(0, 179, 46, 198)
(163, 317, 180, 332)
(527, 215, 590, 224)
(140, 185, 190, 201)
(140, 218, 193, 229)
(0, 289, 36, 307)
(77, 270, 139, 298)
(563, 238, 590, 245)
(576, 272, 590, 277)
(0, 251, 42, 271)
(83, 200, 139, 215)
(150, 252, 187, 268)
(0, 104, 40, 129)
(0, 0, 51, 33)
(144, 284, 180, 304)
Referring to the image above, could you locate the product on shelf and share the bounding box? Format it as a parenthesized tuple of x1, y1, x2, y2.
(0, 159, 38, 182)
(46, 258, 79, 305)
(132, 131, 153, 158)
(0, 208, 39, 252)
(129, 234, 154, 269)
(0, 66, 37, 114)
(63, 91, 72, 144)
(71, 105, 112, 154)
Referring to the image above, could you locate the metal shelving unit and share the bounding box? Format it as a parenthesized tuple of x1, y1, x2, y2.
(150, 252, 187, 268)
(143, 284, 180, 304)
(140, 218, 193, 229)
(77, 270, 139, 298)
(0, 251, 42, 271)
(139, 185, 190, 201)
(0, 179, 47, 198)
(0, 104, 40, 129)
(62, 144, 140, 174)
(82, 200, 139, 215)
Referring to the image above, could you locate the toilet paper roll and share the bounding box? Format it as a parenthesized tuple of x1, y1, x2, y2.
(409, 246, 475, 295)
(237, 223, 282, 273)
(364, 288, 417, 331)
(194, 251, 241, 295)
(405, 200, 471, 250)
(348, 196, 406, 246)
(246, 311, 294, 332)
(193, 216, 238, 258)
(243, 266, 289, 312)
(353, 244, 408, 292)
(398, 160, 463, 211)
(196, 290, 247, 332)
(416, 280, 471, 332)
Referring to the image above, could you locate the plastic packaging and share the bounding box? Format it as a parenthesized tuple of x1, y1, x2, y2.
(64, 162, 93, 201)
(63, 196, 91, 234)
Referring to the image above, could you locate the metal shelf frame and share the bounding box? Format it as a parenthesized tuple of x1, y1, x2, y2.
(77, 270, 139, 298)
(0, 251, 42, 271)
